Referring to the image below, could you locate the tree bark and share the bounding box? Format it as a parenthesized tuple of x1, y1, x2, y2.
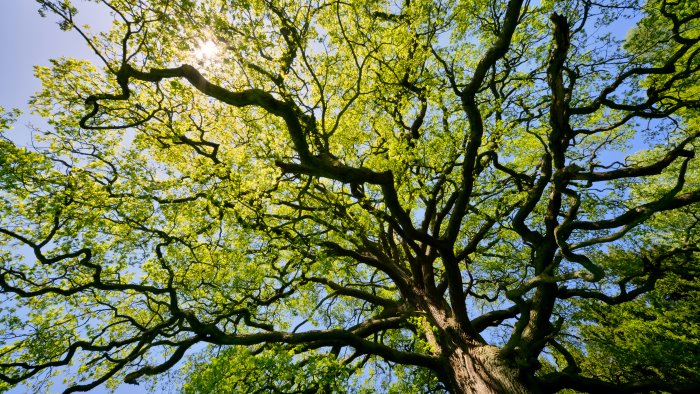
(417, 294, 534, 393)
(443, 345, 533, 394)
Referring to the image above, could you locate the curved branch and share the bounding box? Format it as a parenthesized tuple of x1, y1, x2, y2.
(304, 276, 399, 308)
(572, 133, 698, 182)
(193, 323, 440, 371)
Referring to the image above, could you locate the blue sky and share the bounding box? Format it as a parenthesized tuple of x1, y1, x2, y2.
(1, 1, 112, 144)
(1, 2, 104, 109)
(1, 2, 155, 393)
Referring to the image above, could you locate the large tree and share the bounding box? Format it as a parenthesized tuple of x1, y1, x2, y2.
(1, 0, 699, 392)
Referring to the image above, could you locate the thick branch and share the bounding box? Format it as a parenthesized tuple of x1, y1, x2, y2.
(472, 304, 522, 332)
(540, 372, 700, 394)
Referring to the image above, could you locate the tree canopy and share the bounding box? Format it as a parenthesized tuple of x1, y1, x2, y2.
(1, 0, 699, 392)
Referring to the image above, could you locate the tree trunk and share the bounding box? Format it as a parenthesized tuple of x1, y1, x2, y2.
(443, 345, 533, 394)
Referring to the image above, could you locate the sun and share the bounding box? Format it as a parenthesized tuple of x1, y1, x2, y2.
(193, 39, 220, 62)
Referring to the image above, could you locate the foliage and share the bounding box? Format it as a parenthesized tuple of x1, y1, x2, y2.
(576, 268, 700, 385)
(1, 0, 699, 392)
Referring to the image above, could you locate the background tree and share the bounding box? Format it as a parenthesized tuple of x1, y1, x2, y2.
(1, 0, 699, 393)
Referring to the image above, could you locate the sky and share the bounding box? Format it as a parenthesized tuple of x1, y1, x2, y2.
(1, 1, 112, 144)
(0, 2, 154, 393)
(1, 1, 103, 105)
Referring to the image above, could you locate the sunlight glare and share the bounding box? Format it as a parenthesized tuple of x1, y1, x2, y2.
(193, 39, 220, 62)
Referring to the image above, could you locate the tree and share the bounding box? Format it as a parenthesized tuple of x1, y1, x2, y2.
(1, 0, 699, 392)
